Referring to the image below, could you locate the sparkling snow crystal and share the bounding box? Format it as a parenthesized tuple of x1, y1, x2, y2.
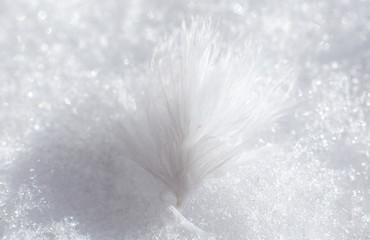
(0, 0, 369, 239)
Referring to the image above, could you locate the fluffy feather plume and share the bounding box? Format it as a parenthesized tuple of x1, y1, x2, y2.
(119, 18, 292, 207)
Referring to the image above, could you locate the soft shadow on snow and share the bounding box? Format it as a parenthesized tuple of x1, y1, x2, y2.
(5, 104, 167, 239)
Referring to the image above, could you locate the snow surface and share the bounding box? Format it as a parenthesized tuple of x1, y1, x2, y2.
(0, 0, 369, 239)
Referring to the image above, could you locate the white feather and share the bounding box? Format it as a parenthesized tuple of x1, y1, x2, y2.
(119, 18, 292, 206)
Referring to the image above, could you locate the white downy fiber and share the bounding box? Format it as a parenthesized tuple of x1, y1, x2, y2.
(119, 18, 293, 206)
